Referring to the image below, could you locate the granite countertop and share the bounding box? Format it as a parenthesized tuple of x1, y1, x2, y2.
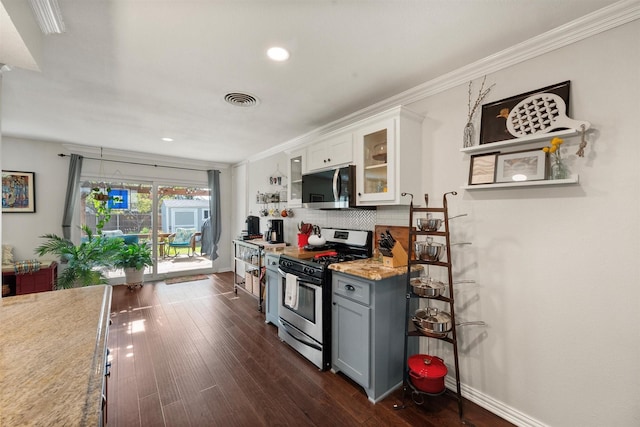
(329, 258, 423, 281)
(0, 285, 112, 426)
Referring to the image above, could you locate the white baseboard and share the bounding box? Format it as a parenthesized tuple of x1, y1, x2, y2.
(444, 377, 549, 427)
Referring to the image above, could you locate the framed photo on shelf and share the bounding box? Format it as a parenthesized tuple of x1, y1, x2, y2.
(468, 152, 498, 185)
(495, 149, 547, 183)
(479, 81, 571, 145)
(2, 170, 36, 213)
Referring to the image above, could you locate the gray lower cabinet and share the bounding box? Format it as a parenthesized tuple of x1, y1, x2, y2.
(331, 271, 407, 403)
(264, 253, 280, 325)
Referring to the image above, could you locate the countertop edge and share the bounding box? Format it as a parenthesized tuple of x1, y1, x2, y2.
(81, 285, 113, 426)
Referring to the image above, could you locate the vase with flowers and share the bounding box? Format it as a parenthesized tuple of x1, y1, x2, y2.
(542, 137, 569, 180)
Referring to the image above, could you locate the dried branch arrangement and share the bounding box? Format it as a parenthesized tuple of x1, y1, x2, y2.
(467, 76, 495, 122)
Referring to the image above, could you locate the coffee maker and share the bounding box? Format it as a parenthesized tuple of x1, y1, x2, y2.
(266, 219, 284, 243)
(245, 215, 260, 239)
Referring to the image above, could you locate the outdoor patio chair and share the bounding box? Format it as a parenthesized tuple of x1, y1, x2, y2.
(167, 228, 198, 257)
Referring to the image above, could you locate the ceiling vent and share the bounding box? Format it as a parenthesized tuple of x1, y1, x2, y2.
(224, 92, 259, 107)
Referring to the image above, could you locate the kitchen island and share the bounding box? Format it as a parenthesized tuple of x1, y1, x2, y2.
(0, 285, 112, 426)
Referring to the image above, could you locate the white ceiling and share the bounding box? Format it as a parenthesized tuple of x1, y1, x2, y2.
(0, 0, 619, 164)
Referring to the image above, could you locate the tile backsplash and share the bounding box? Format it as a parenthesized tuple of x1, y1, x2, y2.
(282, 205, 411, 244)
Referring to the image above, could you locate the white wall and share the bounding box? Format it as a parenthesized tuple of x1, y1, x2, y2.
(1, 137, 234, 272)
(1, 137, 69, 260)
(405, 21, 640, 427)
(236, 19, 640, 427)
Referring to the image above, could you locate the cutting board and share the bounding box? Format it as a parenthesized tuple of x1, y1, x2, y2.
(374, 225, 416, 259)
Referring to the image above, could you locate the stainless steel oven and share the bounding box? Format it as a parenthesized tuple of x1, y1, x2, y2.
(276, 228, 373, 371)
(277, 265, 326, 369)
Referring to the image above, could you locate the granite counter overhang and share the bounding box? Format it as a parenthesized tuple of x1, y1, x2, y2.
(329, 258, 422, 281)
(0, 285, 112, 426)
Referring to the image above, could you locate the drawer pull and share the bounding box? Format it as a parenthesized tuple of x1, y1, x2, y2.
(345, 284, 355, 292)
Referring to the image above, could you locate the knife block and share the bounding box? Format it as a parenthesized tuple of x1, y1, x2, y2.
(383, 243, 408, 268)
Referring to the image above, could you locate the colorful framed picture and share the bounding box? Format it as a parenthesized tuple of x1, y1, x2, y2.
(495, 149, 547, 183)
(480, 81, 571, 145)
(2, 171, 36, 213)
(468, 152, 499, 185)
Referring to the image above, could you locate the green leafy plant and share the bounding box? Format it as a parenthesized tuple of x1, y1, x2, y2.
(89, 187, 112, 234)
(113, 241, 153, 271)
(35, 226, 124, 289)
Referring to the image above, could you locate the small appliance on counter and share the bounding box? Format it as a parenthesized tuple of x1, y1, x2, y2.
(266, 219, 284, 243)
(244, 215, 262, 240)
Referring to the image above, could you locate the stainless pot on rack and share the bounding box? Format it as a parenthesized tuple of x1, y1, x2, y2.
(410, 277, 446, 298)
(412, 307, 485, 338)
(414, 240, 445, 262)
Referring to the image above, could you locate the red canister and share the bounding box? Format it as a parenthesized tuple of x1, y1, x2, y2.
(407, 354, 448, 394)
(297, 233, 309, 248)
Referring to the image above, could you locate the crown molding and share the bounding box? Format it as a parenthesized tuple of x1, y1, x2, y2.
(243, 0, 640, 166)
(392, 0, 640, 107)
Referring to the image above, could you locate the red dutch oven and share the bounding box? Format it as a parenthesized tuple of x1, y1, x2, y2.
(408, 354, 448, 394)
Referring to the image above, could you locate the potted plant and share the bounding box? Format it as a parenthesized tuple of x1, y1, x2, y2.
(89, 186, 112, 234)
(113, 241, 153, 288)
(35, 226, 123, 289)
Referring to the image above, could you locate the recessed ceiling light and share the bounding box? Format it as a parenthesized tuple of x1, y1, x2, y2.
(267, 47, 290, 62)
(161, 137, 174, 142)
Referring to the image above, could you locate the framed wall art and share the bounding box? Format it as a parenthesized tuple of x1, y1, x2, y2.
(495, 149, 547, 183)
(2, 170, 36, 213)
(468, 152, 498, 185)
(479, 81, 571, 145)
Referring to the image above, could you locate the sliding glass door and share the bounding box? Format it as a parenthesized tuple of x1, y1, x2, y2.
(79, 180, 212, 281)
(156, 185, 211, 275)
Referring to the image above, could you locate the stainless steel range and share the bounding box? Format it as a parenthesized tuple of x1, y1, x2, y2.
(277, 228, 373, 370)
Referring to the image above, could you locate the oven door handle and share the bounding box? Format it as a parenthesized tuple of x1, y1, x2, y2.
(278, 268, 321, 288)
(279, 319, 322, 351)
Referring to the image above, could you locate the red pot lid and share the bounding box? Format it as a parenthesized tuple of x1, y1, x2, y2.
(408, 354, 448, 379)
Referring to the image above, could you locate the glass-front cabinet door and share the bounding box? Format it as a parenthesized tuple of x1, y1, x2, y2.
(355, 117, 396, 204)
(287, 148, 305, 207)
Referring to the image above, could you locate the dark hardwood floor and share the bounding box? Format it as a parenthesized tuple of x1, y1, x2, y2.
(107, 272, 513, 426)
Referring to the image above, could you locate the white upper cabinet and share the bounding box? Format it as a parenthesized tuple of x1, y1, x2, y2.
(306, 132, 354, 172)
(354, 106, 423, 206)
(287, 148, 306, 207)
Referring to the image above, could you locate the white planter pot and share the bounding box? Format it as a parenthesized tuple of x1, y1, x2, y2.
(124, 267, 144, 285)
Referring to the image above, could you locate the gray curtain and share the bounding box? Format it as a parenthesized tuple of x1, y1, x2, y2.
(206, 169, 222, 261)
(62, 154, 83, 239)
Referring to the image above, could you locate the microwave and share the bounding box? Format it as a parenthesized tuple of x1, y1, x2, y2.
(302, 165, 357, 209)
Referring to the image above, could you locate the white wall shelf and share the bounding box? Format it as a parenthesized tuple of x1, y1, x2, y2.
(462, 175, 579, 190)
(460, 129, 579, 155)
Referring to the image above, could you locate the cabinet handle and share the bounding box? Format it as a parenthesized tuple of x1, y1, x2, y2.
(345, 284, 355, 292)
(327, 158, 331, 162)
